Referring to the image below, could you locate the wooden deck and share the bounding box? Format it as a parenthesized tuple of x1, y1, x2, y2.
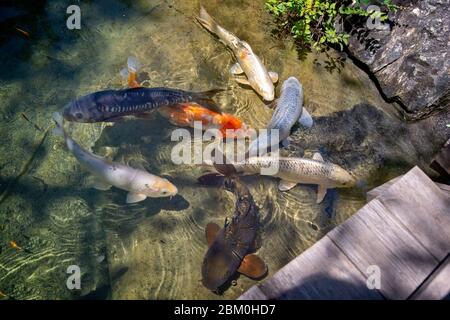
(239, 166, 450, 300)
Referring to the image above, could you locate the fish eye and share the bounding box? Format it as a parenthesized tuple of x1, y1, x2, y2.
(75, 112, 83, 119)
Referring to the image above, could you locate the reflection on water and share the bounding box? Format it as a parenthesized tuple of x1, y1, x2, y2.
(0, 0, 448, 299)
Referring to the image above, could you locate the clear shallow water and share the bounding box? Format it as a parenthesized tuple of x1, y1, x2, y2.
(0, 0, 448, 300)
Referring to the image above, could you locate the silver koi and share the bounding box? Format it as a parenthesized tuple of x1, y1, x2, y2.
(52, 112, 177, 203)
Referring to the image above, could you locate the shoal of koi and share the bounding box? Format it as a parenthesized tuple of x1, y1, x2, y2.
(40, 6, 358, 294)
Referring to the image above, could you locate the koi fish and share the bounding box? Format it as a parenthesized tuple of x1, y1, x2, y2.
(197, 6, 278, 101)
(63, 87, 222, 123)
(248, 77, 313, 156)
(226, 153, 356, 203)
(52, 112, 177, 203)
(198, 166, 267, 293)
(159, 103, 248, 138)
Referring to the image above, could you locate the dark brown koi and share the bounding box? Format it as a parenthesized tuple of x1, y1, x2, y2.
(198, 171, 267, 292)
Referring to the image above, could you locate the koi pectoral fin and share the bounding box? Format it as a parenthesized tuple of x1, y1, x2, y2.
(234, 77, 251, 86)
(93, 181, 112, 191)
(126, 192, 147, 204)
(316, 185, 328, 204)
(230, 62, 244, 75)
(205, 222, 221, 246)
(237, 254, 267, 279)
(86, 176, 112, 191)
(269, 71, 279, 83)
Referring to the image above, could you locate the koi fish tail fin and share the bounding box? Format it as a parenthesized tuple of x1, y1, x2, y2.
(119, 67, 129, 79)
(198, 145, 237, 184)
(127, 56, 140, 73)
(120, 55, 141, 77)
(191, 89, 224, 114)
(52, 112, 65, 137)
(210, 147, 238, 177)
(197, 173, 225, 187)
(197, 6, 219, 36)
(120, 56, 141, 88)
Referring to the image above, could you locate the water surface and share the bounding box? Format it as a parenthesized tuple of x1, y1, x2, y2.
(0, 0, 448, 299)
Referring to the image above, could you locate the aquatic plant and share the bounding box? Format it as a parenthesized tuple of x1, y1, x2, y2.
(265, 0, 397, 51)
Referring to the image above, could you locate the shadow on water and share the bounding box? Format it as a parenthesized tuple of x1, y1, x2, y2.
(0, 0, 163, 123)
(291, 103, 450, 185)
(78, 266, 129, 300)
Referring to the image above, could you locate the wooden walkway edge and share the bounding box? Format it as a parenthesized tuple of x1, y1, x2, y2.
(238, 166, 450, 300)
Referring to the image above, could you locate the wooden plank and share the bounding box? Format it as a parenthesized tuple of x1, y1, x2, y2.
(411, 254, 450, 300)
(238, 286, 268, 300)
(377, 167, 450, 261)
(366, 177, 401, 202)
(367, 174, 450, 202)
(248, 236, 384, 300)
(327, 198, 438, 300)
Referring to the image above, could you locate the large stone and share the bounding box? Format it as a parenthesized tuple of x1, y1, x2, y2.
(347, 0, 449, 119)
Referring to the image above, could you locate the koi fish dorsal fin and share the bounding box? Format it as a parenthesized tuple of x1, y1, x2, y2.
(205, 222, 221, 246)
(313, 152, 324, 162)
(237, 254, 267, 279)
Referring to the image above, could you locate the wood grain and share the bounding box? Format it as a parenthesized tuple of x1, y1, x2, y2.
(378, 167, 450, 261)
(411, 254, 450, 300)
(243, 237, 384, 300)
(328, 198, 438, 299)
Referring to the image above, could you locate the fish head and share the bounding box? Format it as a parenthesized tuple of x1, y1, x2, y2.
(63, 93, 99, 123)
(255, 81, 275, 101)
(145, 176, 178, 198)
(281, 76, 301, 92)
(331, 165, 357, 188)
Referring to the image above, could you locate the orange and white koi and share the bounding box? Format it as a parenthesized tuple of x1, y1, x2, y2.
(159, 103, 248, 138)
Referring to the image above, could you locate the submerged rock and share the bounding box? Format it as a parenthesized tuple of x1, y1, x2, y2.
(347, 0, 449, 119)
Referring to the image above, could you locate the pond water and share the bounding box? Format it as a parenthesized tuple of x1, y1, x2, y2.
(0, 0, 448, 299)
